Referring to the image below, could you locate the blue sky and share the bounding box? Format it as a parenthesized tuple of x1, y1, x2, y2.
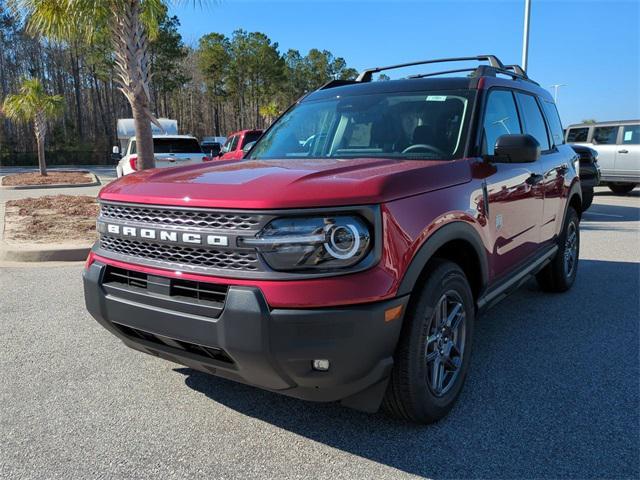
(170, 0, 640, 126)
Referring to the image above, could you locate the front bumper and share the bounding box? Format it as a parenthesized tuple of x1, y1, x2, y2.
(83, 261, 408, 409)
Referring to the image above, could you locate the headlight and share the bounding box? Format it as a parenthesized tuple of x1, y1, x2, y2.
(241, 215, 372, 271)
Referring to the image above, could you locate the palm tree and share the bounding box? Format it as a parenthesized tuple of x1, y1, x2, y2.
(11, 0, 174, 171)
(2, 78, 63, 176)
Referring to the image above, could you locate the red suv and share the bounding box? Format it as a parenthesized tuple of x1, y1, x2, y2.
(217, 129, 263, 160)
(84, 56, 582, 424)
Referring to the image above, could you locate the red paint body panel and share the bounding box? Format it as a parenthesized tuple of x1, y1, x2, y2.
(99, 157, 471, 209)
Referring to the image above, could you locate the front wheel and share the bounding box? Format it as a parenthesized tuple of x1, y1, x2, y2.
(383, 259, 474, 424)
(608, 183, 637, 195)
(536, 207, 580, 292)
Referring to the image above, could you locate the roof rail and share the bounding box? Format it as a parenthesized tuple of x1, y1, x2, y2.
(356, 55, 505, 82)
(503, 64, 527, 77)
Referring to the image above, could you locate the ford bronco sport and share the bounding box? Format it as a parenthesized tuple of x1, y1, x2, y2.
(84, 55, 582, 424)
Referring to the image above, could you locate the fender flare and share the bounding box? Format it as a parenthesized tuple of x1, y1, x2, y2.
(559, 179, 583, 230)
(397, 221, 489, 297)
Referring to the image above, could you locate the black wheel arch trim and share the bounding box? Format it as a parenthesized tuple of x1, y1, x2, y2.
(397, 220, 489, 298)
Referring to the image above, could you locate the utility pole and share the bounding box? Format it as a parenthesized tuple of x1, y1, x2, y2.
(549, 84, 567, 103)
(522, 0, 532, 72)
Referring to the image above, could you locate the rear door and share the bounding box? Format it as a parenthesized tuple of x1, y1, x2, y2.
(516, 93, 567, 243)
(591, 125, 620, 178)
(482, 89, 545, 278)
(616, 124, 640, 181)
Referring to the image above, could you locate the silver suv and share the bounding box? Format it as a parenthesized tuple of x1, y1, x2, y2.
(566, 120, 639, 194)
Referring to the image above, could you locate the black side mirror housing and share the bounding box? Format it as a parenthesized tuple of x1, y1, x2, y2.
(492, 134, 540, 163)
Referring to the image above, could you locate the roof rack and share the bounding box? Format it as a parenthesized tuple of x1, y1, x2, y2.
(354, 55, 538, 85)
(356, 55, 505, 82)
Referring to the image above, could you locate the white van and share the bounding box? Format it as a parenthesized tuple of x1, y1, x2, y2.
(565, 120, 639, 194)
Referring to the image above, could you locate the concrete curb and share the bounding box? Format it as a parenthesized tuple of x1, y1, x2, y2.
(0, 243, 92, 262)
(0, 171, 101, 190)
(0, 192, 93, 263)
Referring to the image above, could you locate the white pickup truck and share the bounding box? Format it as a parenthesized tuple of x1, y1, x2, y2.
(114, 135, 208, 177)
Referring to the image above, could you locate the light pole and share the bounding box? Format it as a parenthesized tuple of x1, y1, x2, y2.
(549, 84, 567, 103)
(522, 0, 532, 72)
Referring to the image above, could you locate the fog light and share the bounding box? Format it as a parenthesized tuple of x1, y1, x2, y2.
(312, 359, 330, 371)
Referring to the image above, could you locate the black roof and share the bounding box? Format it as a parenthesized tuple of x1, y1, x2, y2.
(303, 77, 474, 102)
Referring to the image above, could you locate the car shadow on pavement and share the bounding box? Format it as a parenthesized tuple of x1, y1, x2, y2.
(582, 203, 640, 224)
(176, 259, 639, 479)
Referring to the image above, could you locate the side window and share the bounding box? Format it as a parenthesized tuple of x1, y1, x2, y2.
(592, 126, 619, 145)
(222, 136, 237, 153)
(129, 140, 136, 155)
(515, 93, 551, 151)
(566, 127, 589, 143)
(622, 125, 640, 145)
(542, 100, 564, 146)
(482, 90, 522, 155)
(230, 135, 240, 151)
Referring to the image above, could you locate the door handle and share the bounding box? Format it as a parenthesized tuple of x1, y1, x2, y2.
(526, 173, 544, 185)
(618, 149, 629, 154)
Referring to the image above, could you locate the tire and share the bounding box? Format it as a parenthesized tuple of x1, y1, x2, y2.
(581, 188, 594, 211)
(536, 207, 579, 293)
(383, 259, 474, 424)
(608, 183, 637, 195)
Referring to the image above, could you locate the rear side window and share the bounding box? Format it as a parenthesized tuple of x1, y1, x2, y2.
(153, 138, 202, 153)
(542, 101, 564, 146)
(242, 131, 262, 147)
(515, 93, 551, 151)
(621, 125, 640, 145)
(566, 128, 589, 142)
(482, 90, 522, 155)
(592, 126, 619, 145)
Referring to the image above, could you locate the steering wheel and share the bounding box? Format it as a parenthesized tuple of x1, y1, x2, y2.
(402, 144, 446, 156)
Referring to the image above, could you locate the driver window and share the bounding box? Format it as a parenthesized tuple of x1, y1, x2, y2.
(482, 90, 522, 155)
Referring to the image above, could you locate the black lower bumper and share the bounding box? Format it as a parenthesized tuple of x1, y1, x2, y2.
(83, 262, 408, 411)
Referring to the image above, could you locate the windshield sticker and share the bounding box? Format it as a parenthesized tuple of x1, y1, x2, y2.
(624, 131, 633, 141)
(426, 95, 447, 102)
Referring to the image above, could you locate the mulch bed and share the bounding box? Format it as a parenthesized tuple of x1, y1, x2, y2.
(1, 171, 94, 186)
(4, 195, 99, 244)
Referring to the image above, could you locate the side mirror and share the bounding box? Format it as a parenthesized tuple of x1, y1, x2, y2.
(492, 134, 540, 163)
(111, 146, 121, 161)
(242, 141, 256, 153)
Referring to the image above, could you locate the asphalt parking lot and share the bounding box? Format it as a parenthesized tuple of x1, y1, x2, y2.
(1, 187, 639, 479)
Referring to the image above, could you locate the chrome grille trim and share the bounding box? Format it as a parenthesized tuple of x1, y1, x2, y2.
(100, 236, 259, 271)
(100, 203, 265, 231)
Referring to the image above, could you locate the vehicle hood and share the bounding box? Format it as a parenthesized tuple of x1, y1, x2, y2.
(100, 158, 471, 209)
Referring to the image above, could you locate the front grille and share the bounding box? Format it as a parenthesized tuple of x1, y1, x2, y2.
(100, 203, 262, 230)
(103, 265, 228, 318)
(100, 235, 259, 271)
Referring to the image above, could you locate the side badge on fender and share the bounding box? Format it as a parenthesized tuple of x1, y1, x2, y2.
(496, 214, 504, 231)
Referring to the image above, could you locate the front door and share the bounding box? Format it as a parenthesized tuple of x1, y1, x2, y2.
(481, 89, 544, 279)
(591, 125, 620, 179)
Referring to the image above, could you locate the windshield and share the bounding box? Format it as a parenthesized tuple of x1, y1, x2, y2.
(249, 90, 473, 161)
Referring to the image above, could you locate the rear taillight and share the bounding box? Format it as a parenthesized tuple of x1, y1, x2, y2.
(129, 155, 138, 171)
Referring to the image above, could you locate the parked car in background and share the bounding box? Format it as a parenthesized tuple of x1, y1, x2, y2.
(218, 129, 263, 160)
(114, 135, 209, 177)
(201, 136, 227, 158)
(570, 145, 600, 210)
(565, 120, 639, 194)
